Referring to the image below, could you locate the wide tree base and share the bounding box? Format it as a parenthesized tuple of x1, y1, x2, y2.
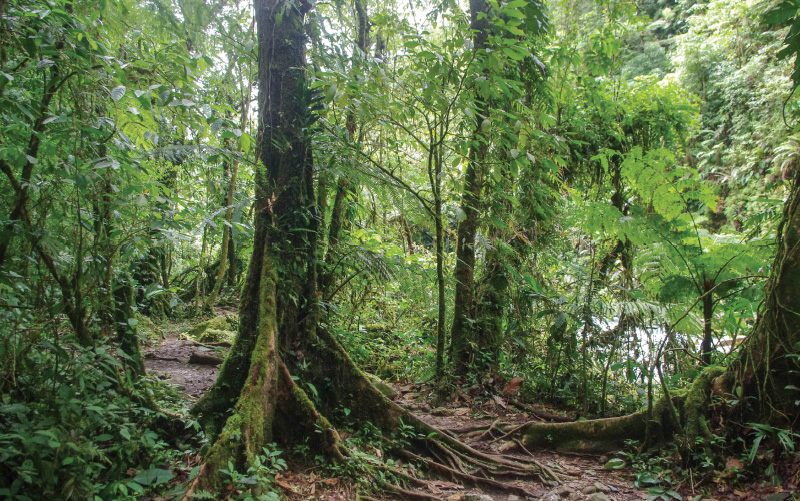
(185, 327, 557, 499)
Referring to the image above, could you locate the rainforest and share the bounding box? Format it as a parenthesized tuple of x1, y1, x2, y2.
(1, 0, 799, 499)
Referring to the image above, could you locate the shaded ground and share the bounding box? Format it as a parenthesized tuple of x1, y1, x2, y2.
(145, 328, 797, 500)
(144, 335, 221, 399)
(145, 330, 636, 500)
(390, 383, 640, 501)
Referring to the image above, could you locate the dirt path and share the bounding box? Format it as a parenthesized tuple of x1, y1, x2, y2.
(145, 335, 640, 500)
(144, 335, 222, 399)
(391, 383, 641, 501)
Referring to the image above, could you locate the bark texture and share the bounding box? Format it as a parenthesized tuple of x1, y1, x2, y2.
(191, 0, 315, 471)
(734, 170, 800, 426)
(451, 0, 491, 376)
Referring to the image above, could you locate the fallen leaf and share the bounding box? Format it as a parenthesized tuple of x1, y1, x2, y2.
(503, 377, 524, 396)
(725, 458, 744, 470)
(493, 395, 508, 409)
(454, 407, 470, 416)
(275, 474, 296, 492)
(324, 478, 340, 486)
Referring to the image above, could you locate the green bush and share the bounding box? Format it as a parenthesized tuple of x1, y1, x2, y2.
(0, 338, 196, 500)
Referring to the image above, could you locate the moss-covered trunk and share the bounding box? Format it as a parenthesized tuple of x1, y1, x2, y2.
(191, 0, 317, 482)
(450, 0, 490, 377)
(473, 247, 508, 369)
(734, 170, 800, 427)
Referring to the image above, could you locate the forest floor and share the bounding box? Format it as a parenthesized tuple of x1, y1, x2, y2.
(143, 326, 796, 501)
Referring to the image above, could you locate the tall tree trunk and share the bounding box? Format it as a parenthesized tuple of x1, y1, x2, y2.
(191, 0, 317, 473)
(735, 170, 800, 426)
(474, 247, 508, 369)
(435, 195, 446, 379)
(206, 89, 250, 309)
(319, 0, 369, 296)
(700, 278, 713, 366)
(450, 0, 490, 376)
(226, 235, 237, 286)
(185, 1, 555, 492)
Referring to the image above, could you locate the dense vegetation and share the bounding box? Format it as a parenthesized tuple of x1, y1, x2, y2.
(1, 0, 799, 498)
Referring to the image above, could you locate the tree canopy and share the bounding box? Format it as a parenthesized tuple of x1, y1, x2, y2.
(1, 0, 799, 498)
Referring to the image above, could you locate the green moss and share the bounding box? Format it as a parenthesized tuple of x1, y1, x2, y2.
(197, 254, 279, 488)
(681, 367, 724, 458)
(185, 315, 237, 342)
(199, 328, 235, 343)
(523, 411, 650, 453)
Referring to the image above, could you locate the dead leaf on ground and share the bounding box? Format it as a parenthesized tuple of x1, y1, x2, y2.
(493, 395, 508, 409)
(324, 478, 339, 486)
(503, 376, 524, 396)
(454, 407, 470, 416)
(274, 474, 297, 492)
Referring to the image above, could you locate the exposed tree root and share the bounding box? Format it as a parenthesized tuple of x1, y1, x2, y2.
(383, 483, 442, 500)
(491, 420, 535, 443)
(399, 449, 538, 498)
(187, 325, 555, 498)
(467, 418, 500, 443)
(515, 369, 727, 457)
(521, 409, 650, 453)
(510, 399, 576, 422)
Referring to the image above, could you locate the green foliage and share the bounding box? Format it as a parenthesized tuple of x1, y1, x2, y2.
(0, 338, 197, 499)
(0, 0, 798, 493)
(215, 446, 285, 501)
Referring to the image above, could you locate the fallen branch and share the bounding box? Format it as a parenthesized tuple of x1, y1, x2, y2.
(510, 399, 575, 422)
(188, 351, 224, 366)
(144, 353, 182, 362)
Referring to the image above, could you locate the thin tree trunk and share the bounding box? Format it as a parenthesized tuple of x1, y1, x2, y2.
(700, 278, 713, 366)
(195, 225, 209, 310)
(319, 0, 369, 296)
(450, 0, 490, 376)
(435, 200, 446, 379)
